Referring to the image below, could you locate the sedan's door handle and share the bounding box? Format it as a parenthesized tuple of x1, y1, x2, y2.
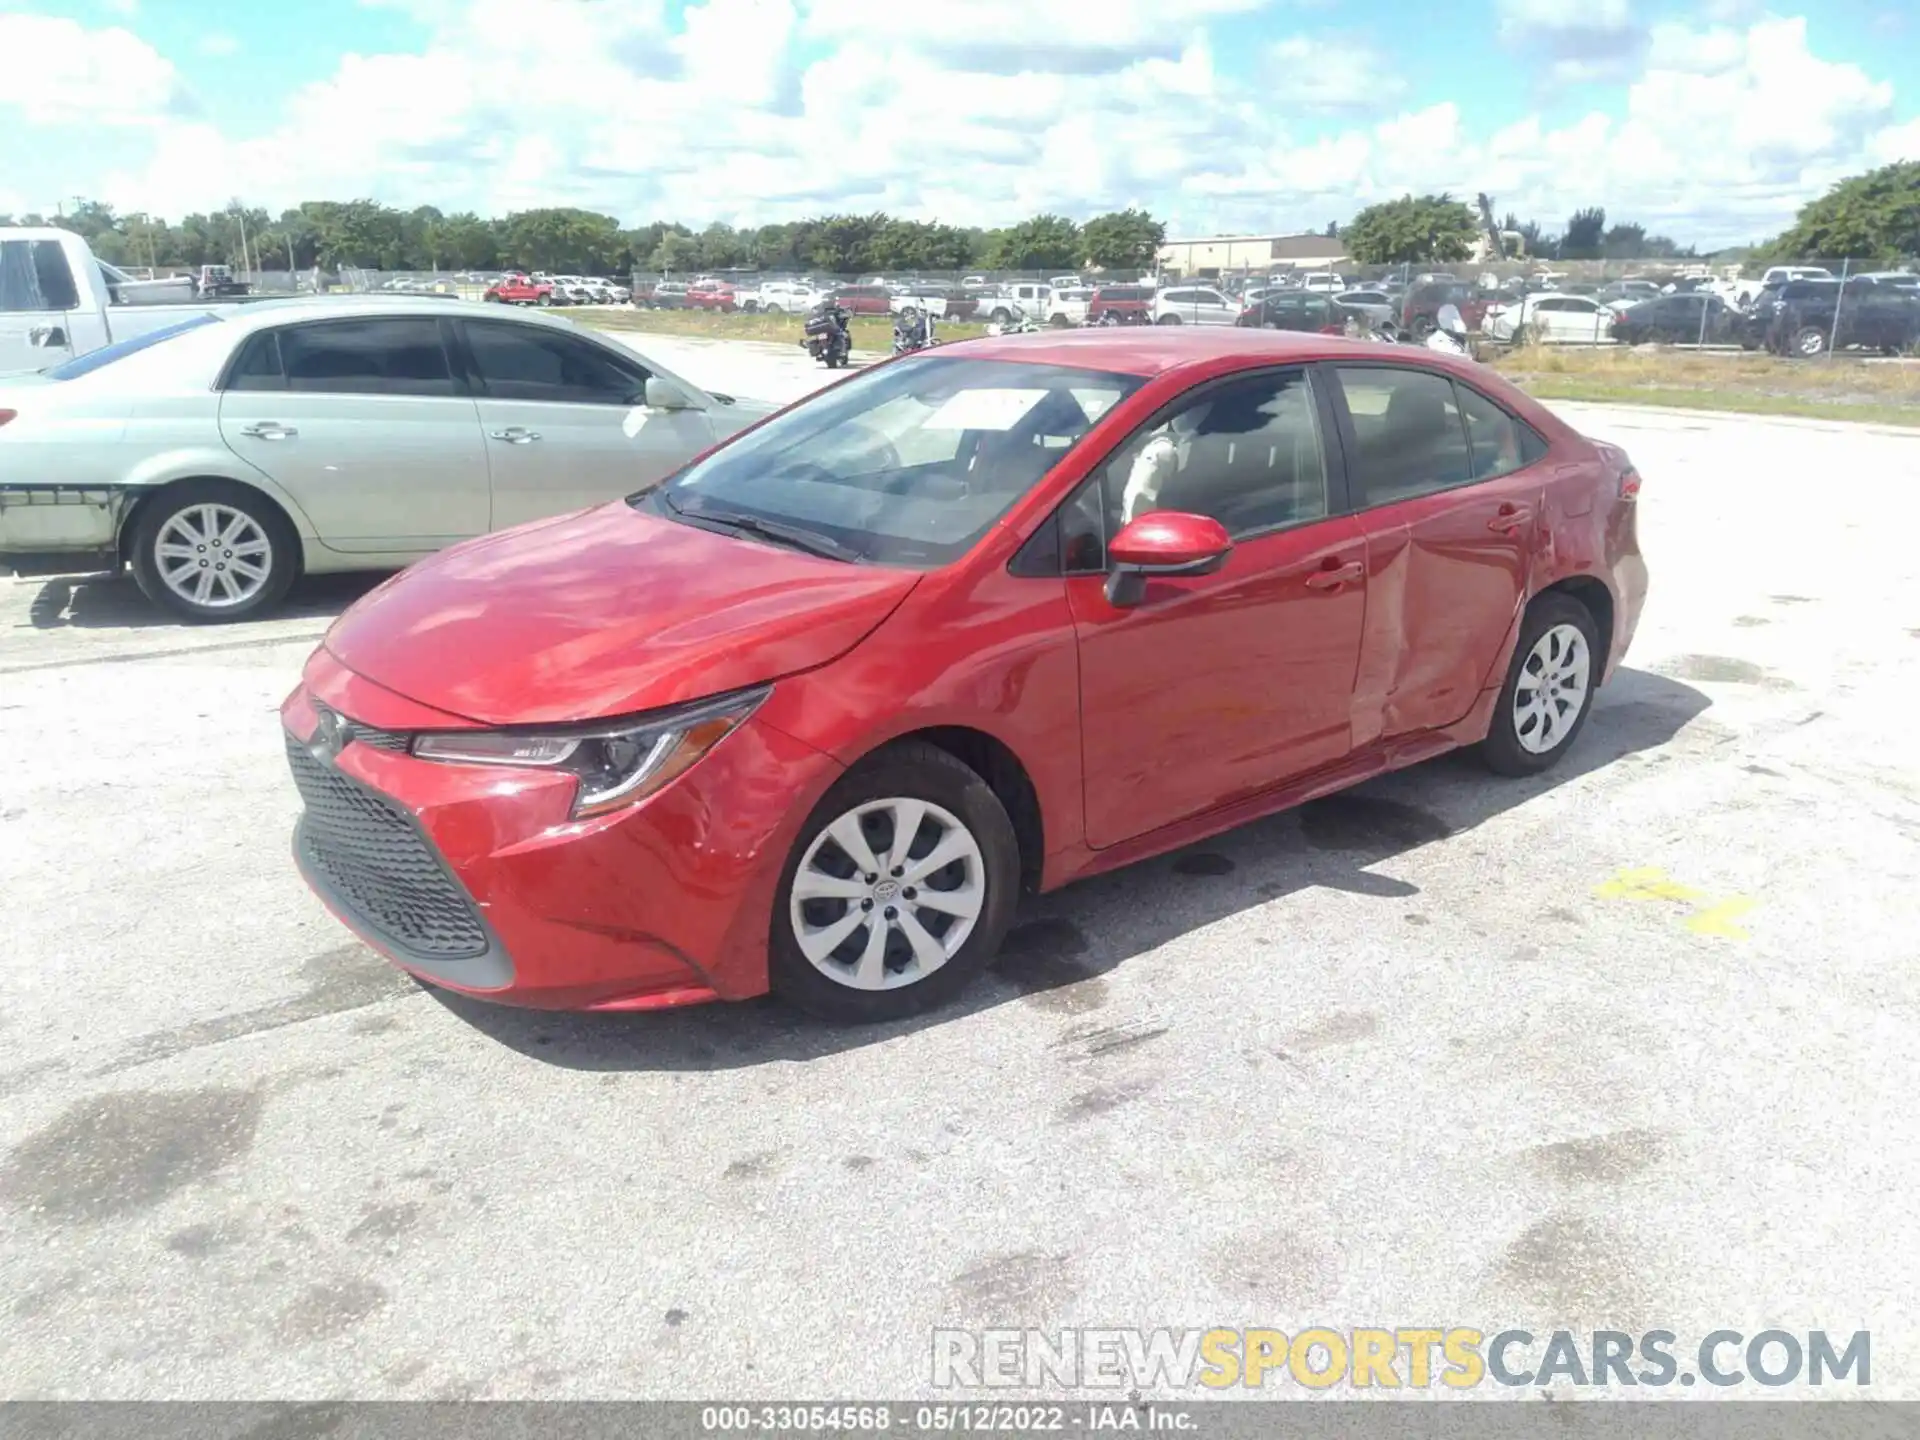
(1305, 559, 1365, 590)
(240, 422, 297, 440)
(489, 427, 540, 444)
(1489, 503, 1534, 533)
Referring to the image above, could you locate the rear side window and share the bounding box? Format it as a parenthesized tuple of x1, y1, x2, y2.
(1334, 366, 1472, 506)
(226, 330, 285, 390)
(465, 322, 647, 405)
(1453, 383, 1547, 481)
(279, 318, 455, 397)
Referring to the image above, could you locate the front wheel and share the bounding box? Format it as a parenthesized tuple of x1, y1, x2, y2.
(1157, 313, 1182, 325)
(770, 742, 1020, 1022)
(129, 480, 299, 623)
(1792, 325, 1828, 358)
(1479, 594, 1601, 776)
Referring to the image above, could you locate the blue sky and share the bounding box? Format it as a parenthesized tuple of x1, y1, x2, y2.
(2, 0, 1915, 246)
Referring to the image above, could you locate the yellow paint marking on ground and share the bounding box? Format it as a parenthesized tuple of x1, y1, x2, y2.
(1593, 866, 1755, 940)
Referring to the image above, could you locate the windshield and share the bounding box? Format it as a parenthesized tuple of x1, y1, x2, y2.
(643, 355, 1143, 568)
(41, 313, 222, 380)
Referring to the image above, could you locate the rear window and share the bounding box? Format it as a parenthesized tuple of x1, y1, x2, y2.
(41, 313, 223, 380)
(1097, 287, 1146, 301)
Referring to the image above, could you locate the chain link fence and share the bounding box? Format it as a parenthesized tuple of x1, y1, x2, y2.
(210, 257, 1920, 358)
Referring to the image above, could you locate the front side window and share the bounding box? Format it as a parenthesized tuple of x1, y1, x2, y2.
(1335, 366, 1472, 506)
(279, 318, 455, 397)
(1095, 369, 1329, 541)
(466, 323, 647, 405)
(0, 239, 80, 313)
(646, 356, 1140, 568)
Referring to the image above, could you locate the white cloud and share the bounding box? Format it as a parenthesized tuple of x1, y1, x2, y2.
(7, 2, 1904, 252)
(197, 33, 241, 57)
(0, 14, 187, 126)
(101, 0, 138, 14)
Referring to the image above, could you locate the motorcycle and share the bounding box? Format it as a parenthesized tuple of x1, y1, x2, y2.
(891, 305, 939, 356)
(1424, 302, 1473, 358)
(987, 302, 1043, 336)
(801, 300, 853, 368)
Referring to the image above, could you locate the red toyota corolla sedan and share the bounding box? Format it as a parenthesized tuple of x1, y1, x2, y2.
(282, 329, 1647, 1022)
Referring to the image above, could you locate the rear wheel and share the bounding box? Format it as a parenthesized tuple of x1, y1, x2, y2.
(1049, 313, 1071, 328)
(129, 480, 299, 624)
(1157, 313, 1183, 325)
(1479, 594, 1601, 777)
(770, 743, 1020, 1022)
(989, 308, 1012, 324)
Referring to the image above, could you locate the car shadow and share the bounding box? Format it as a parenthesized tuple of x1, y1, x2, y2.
(432, 666, 1713, 1072)
(24, 571, 387, 630)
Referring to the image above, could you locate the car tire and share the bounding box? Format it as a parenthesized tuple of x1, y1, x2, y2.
(129, 479, 299, 624)
(536, 295, 551, 307)
(482, 293, 502, 303)
(1157, 313, 1182, 325)
(1478, 593, 1602, 777)
(1792, 326, 1828, 358)
(1049, 314, 1070, 328)
(1411, 315, 1436, 340)
(989, 308, 1012, 324)
(769, 741, 1021, 1023)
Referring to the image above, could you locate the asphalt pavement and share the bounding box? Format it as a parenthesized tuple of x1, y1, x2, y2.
(1, 337, 1917, 1401)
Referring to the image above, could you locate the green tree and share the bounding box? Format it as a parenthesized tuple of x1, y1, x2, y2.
(650, 230, 701, 273)
(1341, 194, 1478, 264)
(1080, 208, 1163, 272)
(1559, 206, 1607, 260)
(1764, 160, 1920, 264)
(985, 213, 1081, 271)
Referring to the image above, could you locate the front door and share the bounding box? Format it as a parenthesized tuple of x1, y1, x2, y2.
(1328, 365, 1540, 744)
(1067, 367, 1368, 848)
(0, 237, 77, 374)
(458, 320, 718, 529)
(217, 315, 490, 552)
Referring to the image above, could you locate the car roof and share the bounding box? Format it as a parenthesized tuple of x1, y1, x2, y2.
(219, 295, 595, 336)
(938, 325, 1450, 378)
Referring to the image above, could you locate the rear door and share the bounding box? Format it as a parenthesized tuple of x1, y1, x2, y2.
(0, 238, 79, 373)
(458, 318, 718, 528)
(217, 315, 490, 552)
(1328, 364, 1543, 744)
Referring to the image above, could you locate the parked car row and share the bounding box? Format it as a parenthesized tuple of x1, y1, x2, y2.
(482, 273, 631, 307)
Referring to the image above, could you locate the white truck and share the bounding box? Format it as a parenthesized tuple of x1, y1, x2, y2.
(1725, 265, 1834, 309)
(1, 227, 229, 374)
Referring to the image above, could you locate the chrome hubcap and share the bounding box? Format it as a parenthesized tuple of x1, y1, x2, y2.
(790, 797, 987, 991)
(155, 504, 273, 609)
(1513, 622, 1591, 755)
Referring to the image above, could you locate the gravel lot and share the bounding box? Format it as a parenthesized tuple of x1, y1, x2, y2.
(2, 336, 1917, 1401)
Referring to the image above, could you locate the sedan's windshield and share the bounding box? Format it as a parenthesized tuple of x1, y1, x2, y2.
(643, 355, 1143, 568)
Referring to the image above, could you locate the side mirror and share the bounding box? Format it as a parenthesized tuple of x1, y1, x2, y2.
(1104, 512, 1233, 607)
(644, 377, 697, 410)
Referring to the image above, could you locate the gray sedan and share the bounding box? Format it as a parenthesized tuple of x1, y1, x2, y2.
(1335, 289, 1401, 336)
(0, 299, 777, 620)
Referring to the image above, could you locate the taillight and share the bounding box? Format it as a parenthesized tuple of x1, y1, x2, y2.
(1619, 465, 1642, 500)
(0, 409, 15, 428)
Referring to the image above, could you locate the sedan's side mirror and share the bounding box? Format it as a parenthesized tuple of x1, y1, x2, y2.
(643, 377, 697, 410)
(1105, 512, 1233, 607)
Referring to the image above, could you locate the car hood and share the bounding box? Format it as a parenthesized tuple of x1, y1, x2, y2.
(322, 502, 920, 727)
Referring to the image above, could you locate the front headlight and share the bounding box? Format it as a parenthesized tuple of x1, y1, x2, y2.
(410, 687, 768, 819)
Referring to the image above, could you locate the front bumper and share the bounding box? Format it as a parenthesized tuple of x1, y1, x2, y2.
(0, 484, 128, 576)
(280, 663, 844, 1011)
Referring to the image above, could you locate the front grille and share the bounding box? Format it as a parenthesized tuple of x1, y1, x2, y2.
(285, 735, 489, 960)
(313, 700, 412, 753)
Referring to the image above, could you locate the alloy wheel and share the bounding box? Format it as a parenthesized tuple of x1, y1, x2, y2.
(1512, 622, 1591, 755)
(789, 797, 987, 991)
(154, 504, 274, 610)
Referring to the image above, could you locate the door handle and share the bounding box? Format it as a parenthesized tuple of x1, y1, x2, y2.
(28, 325, 67, 348)
(489, 427, 540, 443)
(240, 422, 296, 440)
(1304, 559, 1364, 591)
(1489, 503, 1534, 533)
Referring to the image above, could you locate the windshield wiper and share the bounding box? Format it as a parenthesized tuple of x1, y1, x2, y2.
(679, 504, 863, 564)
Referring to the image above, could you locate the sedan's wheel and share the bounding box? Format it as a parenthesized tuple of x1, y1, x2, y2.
(1793, 325, 1828, 358)
(771, 742, 1019, 1022)
(1479, 595, 1600, 776)
(1049, 313, 1071, 328)
(130, 480, 297, 623)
